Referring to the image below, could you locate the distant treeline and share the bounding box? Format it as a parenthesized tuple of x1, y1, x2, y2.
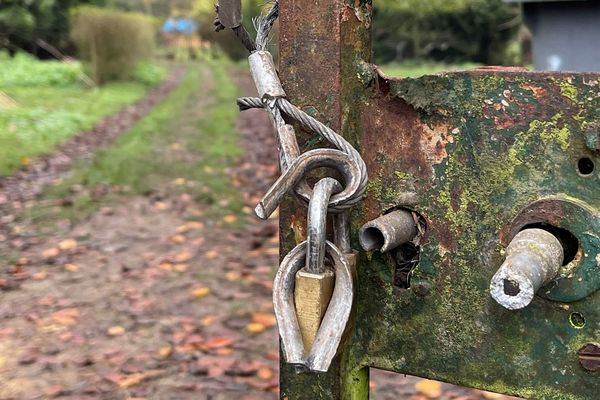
(373, 0, 521, 65)
(198, 0, 522, 65)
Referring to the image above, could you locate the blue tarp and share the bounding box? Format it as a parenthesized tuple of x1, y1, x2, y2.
(162, 18, 199, 35)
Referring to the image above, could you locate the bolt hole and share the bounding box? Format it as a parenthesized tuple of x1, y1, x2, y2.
(392, 242, 420, 289)
(570, 312, 586, 329)
(577, 157, 595, 176)
(522, 223, 579, 266)
(503, 279, 521, 296)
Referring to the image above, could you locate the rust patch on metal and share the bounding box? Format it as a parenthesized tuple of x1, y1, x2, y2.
(420, 123, 454, 166)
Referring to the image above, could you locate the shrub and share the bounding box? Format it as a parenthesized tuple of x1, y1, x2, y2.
(71, 6, 156, 85)
(0, 51, 83, 87)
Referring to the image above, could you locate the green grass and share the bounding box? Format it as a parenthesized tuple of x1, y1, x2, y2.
(40, 59, 243, 221)
(0, 52, 168, 176)
(0, 83, 147, 176)
(379, 60, 483, 78)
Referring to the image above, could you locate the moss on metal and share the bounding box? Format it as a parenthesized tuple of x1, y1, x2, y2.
(355, 70, 600, 399)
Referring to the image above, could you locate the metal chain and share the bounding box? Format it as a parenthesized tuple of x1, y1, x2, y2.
(215, 0, 367, 372)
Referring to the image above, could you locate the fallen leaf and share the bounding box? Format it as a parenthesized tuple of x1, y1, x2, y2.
(415, 379, 442, 399)
(257, 366, 274, 381)
(174, 251, 193, 263)
(192, 287, 211, 299)
(201, 315, 218, 326)
(186, 221, 204, 230)
(174, 263, 189, 272)
(42, 248, 60, 259)
(21, 157, 32, 167)
(215, 347, 233, 355)
(118, 373, 145, 388)
(154, 202, 168, 210)
(203, 336, 234, 350)
(158, 346, 173, 359)
(173, 178, 186, 186)
(225, 271, 242, 281)
(251, 312, 276, 328)
(107, 326, 126, 336)
(481, 391, 505, 400)
(159, 262, 173, 272)
(52, 308, 80, 326)
(205, 250, 218, 259)
(246, 322, 266, 334)
(58, 239, 78, 251)
(16, 257, 28, 266)
(32, 271, 48, 280)
(64, 263, 79, 272)
(171, 235, 186, 244)
(223, 215, 237, 224)
(45, 384, 64, 398)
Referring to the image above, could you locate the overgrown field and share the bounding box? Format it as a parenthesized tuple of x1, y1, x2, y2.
(0, 52, 166, 176)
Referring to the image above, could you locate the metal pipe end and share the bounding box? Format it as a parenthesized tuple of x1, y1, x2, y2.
(490, 228, 564, 310)
(255, 203, 268, 220)
(490, 261, 537, 310)
(359, 210, 418, 253)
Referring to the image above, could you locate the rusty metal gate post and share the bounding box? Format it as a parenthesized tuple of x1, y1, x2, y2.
(278, 0, 372, 398)
(277, 0, 600, 399)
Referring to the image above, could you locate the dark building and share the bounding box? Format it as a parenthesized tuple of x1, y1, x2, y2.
(507, 0, 600, 72)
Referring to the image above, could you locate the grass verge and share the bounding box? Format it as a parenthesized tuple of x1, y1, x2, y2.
(31, 59, 243, 225)
(379, 60, 482, 78)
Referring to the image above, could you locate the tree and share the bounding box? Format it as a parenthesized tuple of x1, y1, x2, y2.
(0, 0, 106, 57)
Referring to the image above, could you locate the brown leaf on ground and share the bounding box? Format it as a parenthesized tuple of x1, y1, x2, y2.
(42, 248, 60, 259)
(202, 336, 235, 350)
(107, 326, 126, 336)
(200, 315, 219, 326)
(251, 312, 276, 328)
(45, 384, 65, 398)
(192, 287, 210, 299)
(174, 263, 189, 272)
(171, 234, 187, 243)
(32, 271, 48, 280)
(223, 215, 237, 224)
(174, 251, 193, 262)
(246, 322, 266, 334)
(58, 239, 78, 251)
(64, 263, 79, 272)
(257, 366, 274, 381)
(205, 249, 219, 259)
(52, 308, 80, 326)
(158, 346, 173, 359)
(415, 379, 442, 398)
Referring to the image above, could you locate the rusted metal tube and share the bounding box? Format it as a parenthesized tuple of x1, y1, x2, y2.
(359, 210, 418, 253)
(490, 228, 564, 310)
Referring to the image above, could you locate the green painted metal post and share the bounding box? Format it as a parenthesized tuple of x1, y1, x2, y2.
(277, 1, 600, 399)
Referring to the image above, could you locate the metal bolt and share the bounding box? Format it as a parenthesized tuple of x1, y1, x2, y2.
(359, 210, 418, 253)
(490, 228, 564, 310)
(578, 343, 600, 372)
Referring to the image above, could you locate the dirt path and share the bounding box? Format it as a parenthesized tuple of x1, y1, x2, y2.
(0, 63, 517, 400)
(0, 65, 281, 400)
